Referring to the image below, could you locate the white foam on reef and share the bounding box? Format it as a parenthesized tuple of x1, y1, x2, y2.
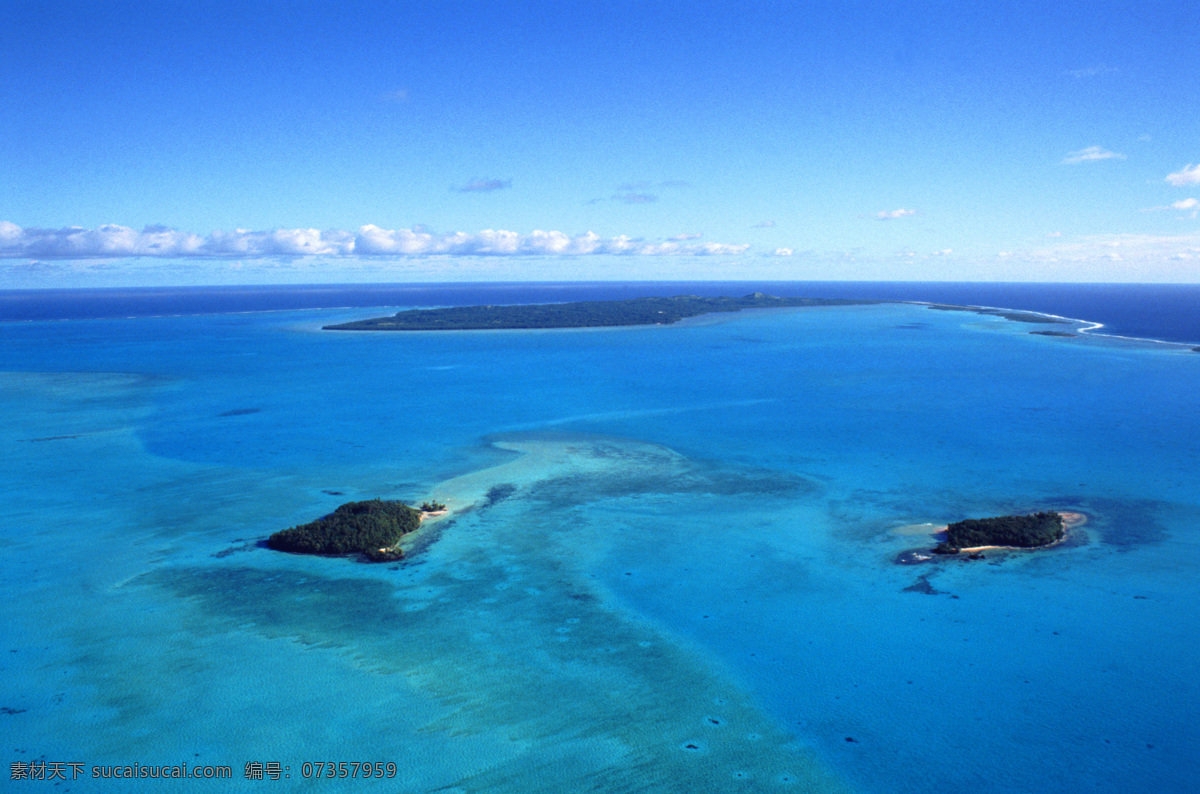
(918, 300, 1199, 350)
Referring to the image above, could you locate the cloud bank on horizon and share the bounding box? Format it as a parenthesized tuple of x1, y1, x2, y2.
(5, 222, 1197, 287)
(0, 222, 750, 259)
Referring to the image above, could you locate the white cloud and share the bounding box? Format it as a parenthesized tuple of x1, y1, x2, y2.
(1062, 65, 1117, 78)
(613, 193, 657, 204)
(594, 182, 685, 205)
(1140, 197, 1200, 217)
(455, 178, 511, 192)
(1, 224, 209, 258)
(1166, 164, 1200, 186)
(1029, 233, 1200, 266)
(770, 248, 794, 257)
(1174, 198, 1199, 219)
(1046, 231, 1063, 237)
(0, 223, 751, 259)
(1062, 146, 1125, 164)
(617, 180, 687, 191)
(931, 249, 953, 256)
(669, 232, 702, 241)
(695, 241, 751, 255)
(875, 208, 916, 220)
(0, 221, 23, 245)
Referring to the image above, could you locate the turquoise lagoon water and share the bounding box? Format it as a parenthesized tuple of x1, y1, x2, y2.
(2, 291, 1199, 792)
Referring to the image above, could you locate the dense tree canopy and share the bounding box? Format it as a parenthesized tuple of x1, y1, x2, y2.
(324, 294, 879, 331)
(267, 499, 422, 560)
(935, 511, 1064, 553)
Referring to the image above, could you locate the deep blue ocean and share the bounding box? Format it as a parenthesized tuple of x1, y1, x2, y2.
(2, 282, 1198, 792)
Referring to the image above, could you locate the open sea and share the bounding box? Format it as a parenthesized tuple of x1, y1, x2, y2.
(2, 281, 1198, 792)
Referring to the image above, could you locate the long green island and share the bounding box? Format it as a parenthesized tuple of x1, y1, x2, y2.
(324, 293, 880, 331)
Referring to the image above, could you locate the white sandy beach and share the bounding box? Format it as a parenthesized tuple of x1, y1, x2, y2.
(417, 434, 688, 516)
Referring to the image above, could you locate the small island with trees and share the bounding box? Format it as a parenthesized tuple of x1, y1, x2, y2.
(932, 511, 1065, 555)
(266, 499, 442, 562)
(323, 293, 880, 331)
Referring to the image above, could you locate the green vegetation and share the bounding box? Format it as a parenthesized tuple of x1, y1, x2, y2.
(933, 511, 1064, 554)
(420, 500, 447, 512)
(266, 499, 422, 561)
(323, 293, 881, 331)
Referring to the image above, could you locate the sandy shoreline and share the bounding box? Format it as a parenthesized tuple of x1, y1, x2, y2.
(408, 432, 687, 523)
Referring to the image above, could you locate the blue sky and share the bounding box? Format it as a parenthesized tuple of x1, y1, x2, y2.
(2, 1, 1198, 286)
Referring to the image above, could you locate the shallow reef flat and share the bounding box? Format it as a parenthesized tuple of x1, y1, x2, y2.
(141, 433, 844, 792)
